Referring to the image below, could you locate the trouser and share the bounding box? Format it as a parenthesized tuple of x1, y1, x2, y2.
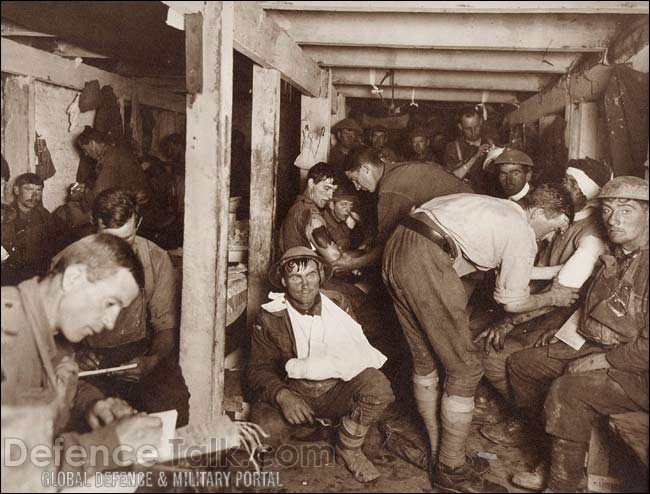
(545, 370, 643, 492)
(249, 368, 394, 447)
(81, 356, 191, 427)
(507, 340, 605, 410)
(544, 369, 642, 444)
(382, 225, 483, 397)
(482, 307, 574, 399)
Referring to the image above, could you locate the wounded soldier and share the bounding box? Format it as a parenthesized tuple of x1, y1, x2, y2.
(246, 247, 394, 482)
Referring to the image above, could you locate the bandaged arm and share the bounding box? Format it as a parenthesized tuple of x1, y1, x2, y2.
(530, 235, 605, 288)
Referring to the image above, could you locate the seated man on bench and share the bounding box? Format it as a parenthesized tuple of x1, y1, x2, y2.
(508, 177, 648, 492)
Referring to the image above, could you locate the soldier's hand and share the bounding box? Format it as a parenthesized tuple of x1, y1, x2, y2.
(478, 143, 492, 154)
(276, 389, 315, 425)
(116, 356, 161, 383)
(474, 320, 515, 354)
(87, 397, 138, 429)
(114, 416, 163, 461)
(75, 350, 103, 371)
(533, 329, 558, 347)
(548, 278, 580, 307)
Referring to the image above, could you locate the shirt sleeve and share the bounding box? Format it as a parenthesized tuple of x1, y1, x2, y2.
(556, 235, 607, 289)
(148, 251, 179, 332)
(493, 233, 536, 306)
(247, 314, 290, 405)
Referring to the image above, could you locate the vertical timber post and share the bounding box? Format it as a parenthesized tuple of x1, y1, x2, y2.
(247, 66, 281, 326)
(181, 1, 233, 423)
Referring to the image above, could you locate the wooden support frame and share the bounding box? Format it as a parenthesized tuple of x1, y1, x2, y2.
(506, 64, 613, 125)
(1, 37, 185, 113)
(268, 10, 625, 52)
(303, 46, 579, 74)
(299, 70, 332, 184)
(247, 66, 282, 327)
(233, 2, 325, 97)
(338, 86, 519, 104)
(180, 1, 233, 423)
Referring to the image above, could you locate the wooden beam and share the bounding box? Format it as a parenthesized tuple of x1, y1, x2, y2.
(53, 40, 110, 59)
(1, 19, 56, 37)
(1, 37, 185, 113)
(263, 1, 649, 15)
(300, 70, 332, 184)
(505, 64, 613, 125)
(180, 1, 233, 424)
(247, 66, 281, 328)
(303, 46, 579, 74)
(332, 68, 549, 92)
(338, 86, 519, 104)
(268, 11, 626, 51)
(233, 2, 325, 97)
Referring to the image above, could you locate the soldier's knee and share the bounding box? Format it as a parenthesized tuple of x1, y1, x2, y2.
(353, 368, 395, 405)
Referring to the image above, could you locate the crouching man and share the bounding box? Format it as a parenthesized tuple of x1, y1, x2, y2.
(247, 247, 394, 482)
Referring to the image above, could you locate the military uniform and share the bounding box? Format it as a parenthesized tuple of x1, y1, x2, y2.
(277, 195, 323, 255)
(444, 137, 494, 194)
(64, 236, 190, 427)
(247, 290, 394, 446)
(1, 204, 60, 285)
(376, 161, 472, 244)
(1, 278, 123, 483)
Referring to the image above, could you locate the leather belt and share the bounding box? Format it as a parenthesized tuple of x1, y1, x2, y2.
(400, 214, 458, 262)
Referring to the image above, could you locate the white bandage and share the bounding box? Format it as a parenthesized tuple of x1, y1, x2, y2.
(566, 167, 601, 200)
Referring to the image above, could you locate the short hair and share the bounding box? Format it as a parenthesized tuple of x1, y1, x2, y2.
(345, 146, 382, 173)
(77, 126, 109, 146)
(51, 233, 145, 289)
(282, 258, 321, 277)
(14, 173, 44, 189)
(519, 183, 575, 223)
(307, 162, 339, 185)
(92, 188, 140, 229)
(458, 106, 482, 122)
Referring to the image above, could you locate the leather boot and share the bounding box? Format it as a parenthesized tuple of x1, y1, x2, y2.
(335, 415, 380, 482)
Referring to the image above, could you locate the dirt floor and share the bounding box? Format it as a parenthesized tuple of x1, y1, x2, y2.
(224, 383, 540, 494)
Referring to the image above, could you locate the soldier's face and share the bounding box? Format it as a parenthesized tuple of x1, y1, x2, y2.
(308, 178, 337, 209)
(338, 129, 358, 149)
(497, 164, 532, 197)
(14, 183, 43, 210)
(282, 260, 321, 308)
(346, 164, 377, 193)
(58, 266, 139, 343)
(371, 131, 387, 150)
(562, 173, 588, 211)
(330, 199, 354, 222)
(411, 136, 430, 157)
(601, 198, 649, 249)
(460, 115, 482, 142)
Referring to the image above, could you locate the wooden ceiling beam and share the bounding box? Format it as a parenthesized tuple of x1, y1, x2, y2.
(332, 68, 549, 92)
(268, 11, 630, 52)
(337, 85, 520, 104)
(263, 1, 649, 15)
(303, 46, 578, 74)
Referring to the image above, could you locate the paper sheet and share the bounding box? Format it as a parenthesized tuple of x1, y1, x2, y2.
(149, 409, 178, 463)
(554, 308, 586, 350)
